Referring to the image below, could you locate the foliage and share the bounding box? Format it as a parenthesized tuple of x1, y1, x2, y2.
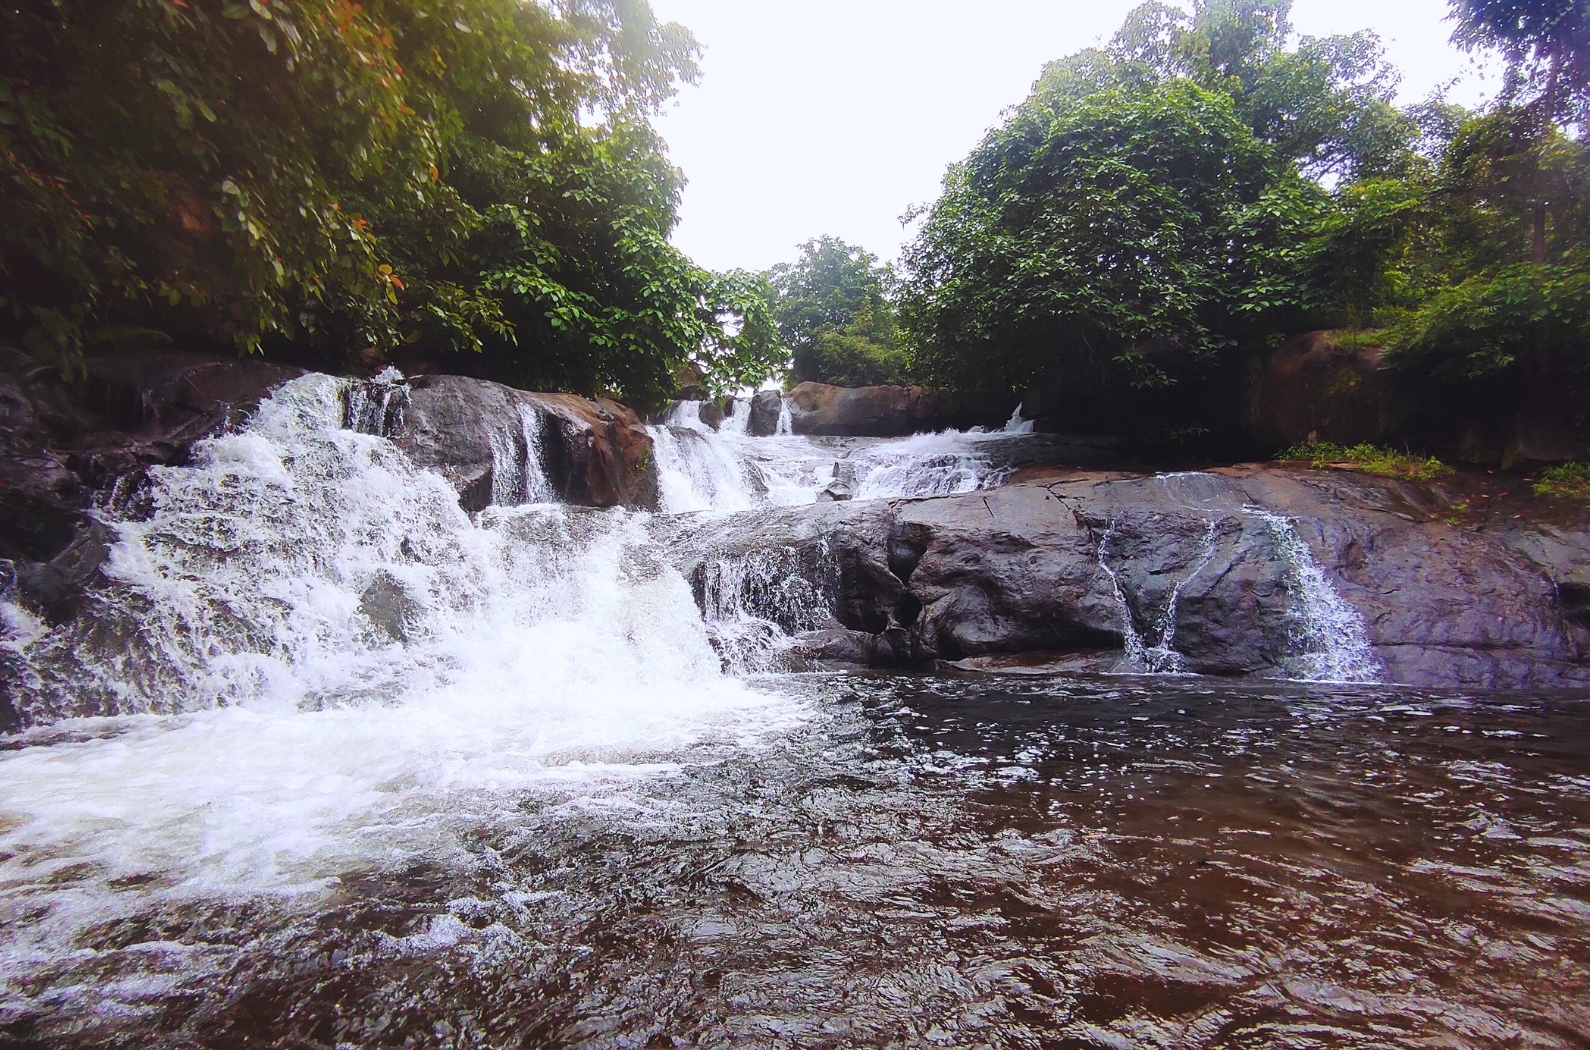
(1534, 461, 1590, 499)
(899, 0, 1421, 395)
(901, 77, 1324, 391)
(1387, 261, 1590, 379)
(0, 0, 781, 403)
(1450, 0, 1590, 127)
(1279, 441, 1450, 479)
(768, 237, 907, 387)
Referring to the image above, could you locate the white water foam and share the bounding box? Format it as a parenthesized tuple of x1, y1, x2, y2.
(0, 375, 802, 965)
(647, 401, 1024, 514)
(1246, 508, 1384, 684)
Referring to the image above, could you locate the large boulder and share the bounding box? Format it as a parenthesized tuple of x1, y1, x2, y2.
(662, 468, 1590, 689)
(395, 375, 658, 512)
(785, 382, 1015, 436)
(748, 390, 784, 436)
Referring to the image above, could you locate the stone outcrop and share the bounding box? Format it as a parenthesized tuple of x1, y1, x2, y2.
(786, 382, 1016, 437)
(396, 375, 658, 512)
(1243, 332, 1402, 448)
(748, 391, 784, 436)
(663, 468, 1590, 690)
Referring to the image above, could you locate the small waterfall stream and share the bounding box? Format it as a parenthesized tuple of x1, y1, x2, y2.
(1247, 508, 1384, 684)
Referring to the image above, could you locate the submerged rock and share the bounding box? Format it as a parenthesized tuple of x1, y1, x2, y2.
(663, 468, 1590, 690)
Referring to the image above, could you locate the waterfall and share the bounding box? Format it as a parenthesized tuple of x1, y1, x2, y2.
(1003, 403, 1034, 435)
(775, 397, 793, 436)
(1095, 520, 1148, 668)
(648, 424, 759, 514)
(1246, 508, 1383, 684)
(487, 414, 524, 507)
(516, 402, 557, 504)
(692, 544, 836, 674)
(6, 375, 784, 727)
(0, 373, 808, 984)
(341, 366, 408, 436)
(719, 398, 751, 435)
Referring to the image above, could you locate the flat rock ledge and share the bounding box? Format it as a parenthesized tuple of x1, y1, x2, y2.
(661, 468, 1590, 691)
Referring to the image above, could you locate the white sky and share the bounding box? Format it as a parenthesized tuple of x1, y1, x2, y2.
(647, 0, 1497, 273)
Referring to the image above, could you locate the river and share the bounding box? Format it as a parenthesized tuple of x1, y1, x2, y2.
(1, 376, 1586, 1047)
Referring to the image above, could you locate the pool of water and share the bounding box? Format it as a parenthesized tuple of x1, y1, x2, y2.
(4, 674, 1586, 1048)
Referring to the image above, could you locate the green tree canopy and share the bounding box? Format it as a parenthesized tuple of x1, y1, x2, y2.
(0, 0, 782, 402)
(768, 236, 907, 387)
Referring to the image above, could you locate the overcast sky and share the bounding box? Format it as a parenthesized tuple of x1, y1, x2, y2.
(646, 0, 1496, 273)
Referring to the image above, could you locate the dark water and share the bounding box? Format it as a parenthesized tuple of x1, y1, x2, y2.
(3, 675, 1589, 1049)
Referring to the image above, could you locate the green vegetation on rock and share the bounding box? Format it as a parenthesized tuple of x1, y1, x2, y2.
(1535, 462, 1590, 500)
(1279, 441, 1450, 480)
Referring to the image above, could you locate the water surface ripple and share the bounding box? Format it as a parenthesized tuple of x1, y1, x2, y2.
(3, 676, 1586, 1048)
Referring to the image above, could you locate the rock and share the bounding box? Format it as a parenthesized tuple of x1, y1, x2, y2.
(359, 571, 419, 643)
(396, 375, 658, 512)
(662, 468, 1590, 688)
(696, 400, 726, 431)
(786, 382, 1016, 437)
(817, 481, 852, 502)
(1243, 331, 1403, 449)
(748, 391, 784, 436)
(13, 521, 114, 626)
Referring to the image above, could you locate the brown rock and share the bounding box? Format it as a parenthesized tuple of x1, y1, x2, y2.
(1244, 331, 1402, 449)
(664, 468, 1590, 689)
(397, 375, 658, 512)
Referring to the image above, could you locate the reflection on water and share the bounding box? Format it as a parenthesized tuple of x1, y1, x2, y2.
(3, 676, 1587, 1048)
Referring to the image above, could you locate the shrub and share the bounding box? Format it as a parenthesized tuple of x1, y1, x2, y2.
(1279, 441, 1449, 479)
(1534, 462, 1590, 500)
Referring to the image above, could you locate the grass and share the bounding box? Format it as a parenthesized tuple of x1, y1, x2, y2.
(1533, 462, 1590, 501)
(1278, 441, 1449, 481)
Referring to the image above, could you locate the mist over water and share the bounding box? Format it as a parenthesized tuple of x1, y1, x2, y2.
(0, 380, 1585, 1047)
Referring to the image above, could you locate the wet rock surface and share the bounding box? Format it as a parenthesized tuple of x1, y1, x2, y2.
(664, 468, 1590, 689)
(1, 348, 306, 636)
(396, 375, 658, 512)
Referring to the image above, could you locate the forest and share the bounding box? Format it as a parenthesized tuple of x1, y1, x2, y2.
(3, 0, 1587, 448)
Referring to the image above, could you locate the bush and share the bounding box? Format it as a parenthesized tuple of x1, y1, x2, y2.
(1279, 441, 1449, 479)
(1534, 462, 1590, 500)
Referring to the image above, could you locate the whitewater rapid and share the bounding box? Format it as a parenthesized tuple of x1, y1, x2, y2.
(0, 377, 803, 941)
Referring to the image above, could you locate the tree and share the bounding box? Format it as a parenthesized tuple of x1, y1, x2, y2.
(0, 0, 782, 403)
(1450, 0, 1590, 127)
(898, 0, 1434, 404)
(768, 237, 908, 387)
(901, 77, 1332, 393)
(1449, 0, 1590, 262)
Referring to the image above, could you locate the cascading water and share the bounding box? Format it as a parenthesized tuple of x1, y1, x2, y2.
(0, 373, 799, 887)
(1246, 508, 1384, 684)
(646, 400, 1025, 513)
(691, 543, 838, 675)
